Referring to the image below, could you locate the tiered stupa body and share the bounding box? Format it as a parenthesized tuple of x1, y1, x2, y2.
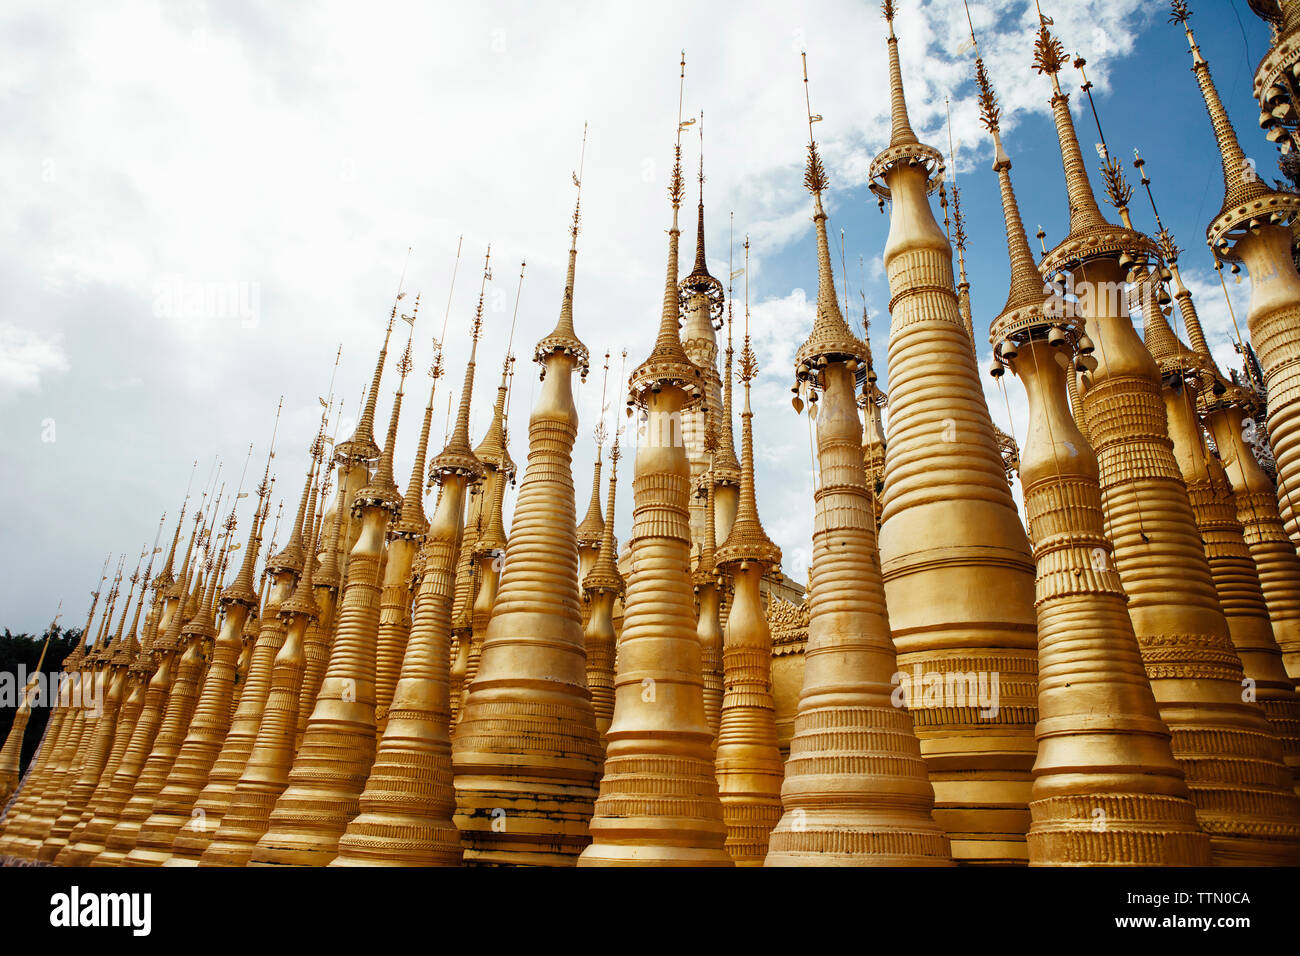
(765, 57, 950, 866)
(60, 519, 200, 865)
(54, 566, 167, 865)
(166, 477, 311, 865)
(712, 279, 785, 866)
(869, 6, 1038, 864)
(127, 479, 270, 866)
(374, 305, 428, 738)
(96, 508, 231, 865)
(972, 45, 1210, 864)
(251, 339, 413, 866)
(580, 76, 730, 865)
(0, 566, 109, 846)
(1193, 275, 1300, 682)
(1143, 275, 1300, 791)
(45, 556, 149, 861)
(1035, 13, 1300, 864)
(331, 316, 479, 867)
(200, 454, 326, 866)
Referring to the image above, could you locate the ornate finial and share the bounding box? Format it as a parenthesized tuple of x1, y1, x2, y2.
(801, 52, 829, 203)
(711, 213, 741, 481)
(577, 350, 613, 548)
(1133, 150, 1181, 265)
(793, 52, 867, 395)
(582, 421, 625, 598)
(1073, 57, 1134, 217)
(1171, 0, 1300, 258)
(1035, 0, 1154, 275)
(946, 99, 968, 259)
(361, 292, 418, 510)
(715, 236, 780, 572)
(429, 247, 490, 482)
(870, 0, 944, 199)
(627, 57, 704, 410)
(881, 0, 917, 146)
(680, 110, 724, 326)
(536, 127, 591, 374)
(967, 10, 1072, 352)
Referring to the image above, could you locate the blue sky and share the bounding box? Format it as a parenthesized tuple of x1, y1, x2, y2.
(0, 0, 1272, 632)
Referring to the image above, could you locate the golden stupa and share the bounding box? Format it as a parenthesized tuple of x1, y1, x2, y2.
(9, 1, 1300, 877)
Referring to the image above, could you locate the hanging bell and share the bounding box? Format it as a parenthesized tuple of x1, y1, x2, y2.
(1077, 353, 1099, 373)
(999, 338, 1019, 361)
(1047, 326, 1067, 348)
(1077, 334, 1095, 355)
(989, 357, 1005, 378)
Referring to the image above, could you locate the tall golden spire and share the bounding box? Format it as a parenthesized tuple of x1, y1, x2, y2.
(200, 477, 323, 867)
(335, 286, 404, 466)
(1030, 5, 1300, 863)
(771, 47, 950, 866)
(252, 312, 417, 866)
(535, 123, 590, 377)
(695, 420, 724, 741)
(128, 425, 280, 866)
(627, 55, 703, 411)
(576, 351, 611, 563)
(712, 238, 784, 865)
(456, 125, 602, 867)
(883, 0, 918, 147)
(945, 98, 976, 355)
(332, 252, 489, 867)
(582, 433, 624, 743)
(1173, 0, 1300, 550)
(972, 30, 1211, 865)
(430, 248, 491, 481)
(375, 306, 423, 734)
(797, 57, 868, 378)
(169, 442, 306, 865)
(1170, 1, 1298, 256)
(580, 58, 729, 867)
(1034, 5, 1156, 279)
(715, 223, 742, 487)
(865, 0, 1039, 863)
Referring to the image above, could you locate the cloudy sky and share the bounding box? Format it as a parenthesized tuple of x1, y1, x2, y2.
(0, 0, 1268, 633)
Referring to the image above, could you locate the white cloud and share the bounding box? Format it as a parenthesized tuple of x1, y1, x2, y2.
(0, 0, 1155, 629)
(0, 324, 68, 393)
